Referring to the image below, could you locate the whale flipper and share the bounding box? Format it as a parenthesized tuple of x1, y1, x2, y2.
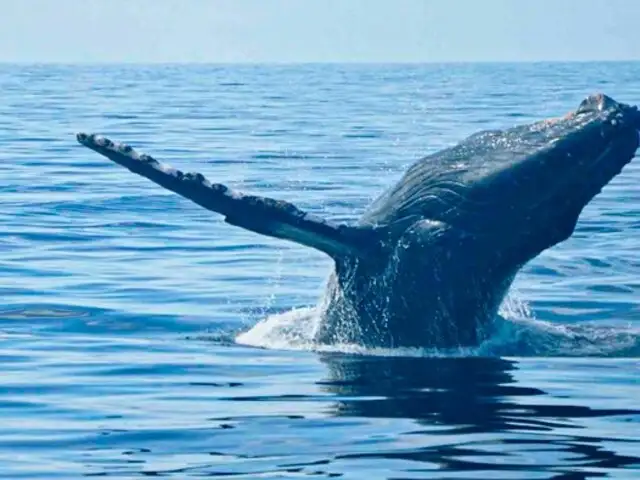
(76, 133, 375, 259)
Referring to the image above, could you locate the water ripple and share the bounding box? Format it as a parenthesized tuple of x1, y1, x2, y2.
(0, 62, 639, 478)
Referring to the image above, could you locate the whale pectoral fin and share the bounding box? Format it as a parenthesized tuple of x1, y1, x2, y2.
(75, 133, 372, 259)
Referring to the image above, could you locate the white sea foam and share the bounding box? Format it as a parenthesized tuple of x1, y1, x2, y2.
(235, 290, 640, 358)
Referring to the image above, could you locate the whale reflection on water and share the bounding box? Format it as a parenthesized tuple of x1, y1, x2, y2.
(317, 354, 640, 473)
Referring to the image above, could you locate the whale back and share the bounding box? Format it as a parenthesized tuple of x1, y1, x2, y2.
(357, 128, 520, 229)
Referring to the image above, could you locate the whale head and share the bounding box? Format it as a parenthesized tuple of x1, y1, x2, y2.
(469, 93, 640, 263)
(364, 93, 640, 268)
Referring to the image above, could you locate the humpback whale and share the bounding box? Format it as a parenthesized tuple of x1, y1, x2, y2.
(76, 93, 640, 349)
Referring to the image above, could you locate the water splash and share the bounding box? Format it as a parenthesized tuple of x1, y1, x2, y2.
(235, 290, 640, 358)
(235, 305, 476, 357)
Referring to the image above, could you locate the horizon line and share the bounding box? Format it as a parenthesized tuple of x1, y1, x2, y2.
(1, 59, 639, 66)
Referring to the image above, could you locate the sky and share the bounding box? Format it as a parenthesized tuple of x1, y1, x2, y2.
(1, 0, 639, 63)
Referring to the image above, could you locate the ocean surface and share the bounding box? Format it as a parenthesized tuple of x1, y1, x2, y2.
(1, 62, 639, 479)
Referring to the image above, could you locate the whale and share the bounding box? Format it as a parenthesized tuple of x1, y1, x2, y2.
(76, 93, 640, 349)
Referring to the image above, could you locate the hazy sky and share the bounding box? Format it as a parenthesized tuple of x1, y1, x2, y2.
(2, 0, 639, 63)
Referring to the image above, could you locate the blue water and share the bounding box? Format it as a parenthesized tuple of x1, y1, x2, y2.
(1, 63, 639, 479)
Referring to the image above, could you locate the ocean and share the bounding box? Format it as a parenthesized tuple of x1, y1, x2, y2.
(1, 62, 639, 478)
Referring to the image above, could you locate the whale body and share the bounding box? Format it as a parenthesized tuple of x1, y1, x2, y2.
(76, 93, 640, 348)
